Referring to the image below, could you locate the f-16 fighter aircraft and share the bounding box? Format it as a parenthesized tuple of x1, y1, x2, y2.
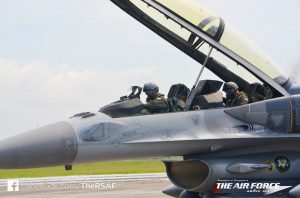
(1, 0, 300, 197)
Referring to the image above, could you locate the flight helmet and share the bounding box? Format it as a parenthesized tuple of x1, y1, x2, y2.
(223, 82, 239, 99)
(143, 82, 159, 98)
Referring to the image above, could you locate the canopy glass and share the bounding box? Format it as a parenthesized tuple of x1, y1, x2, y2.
(130, 0, 289, 85)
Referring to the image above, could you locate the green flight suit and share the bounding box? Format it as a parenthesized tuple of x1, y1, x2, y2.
(141, 93, 169, 114)
(226, 91, 249, 107)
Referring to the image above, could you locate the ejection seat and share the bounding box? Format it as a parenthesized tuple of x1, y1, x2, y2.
(247, 83, 273, 103)
(167, 83, 190, 112)
(189, 80, 224, 110)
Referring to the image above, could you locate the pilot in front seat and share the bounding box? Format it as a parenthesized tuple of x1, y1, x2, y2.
(223, 82, 249, 107)
(141, 82, 169, 115)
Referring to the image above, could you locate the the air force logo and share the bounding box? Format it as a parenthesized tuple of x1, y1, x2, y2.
(275, 156, 290, 173)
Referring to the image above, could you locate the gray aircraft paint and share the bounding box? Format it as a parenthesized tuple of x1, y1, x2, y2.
(0, 122, 77, 169)
(0, 0, 300, 198)
(2, 102, 300, 169)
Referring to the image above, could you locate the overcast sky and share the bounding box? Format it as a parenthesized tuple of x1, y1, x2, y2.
(0, 0, 299, 139)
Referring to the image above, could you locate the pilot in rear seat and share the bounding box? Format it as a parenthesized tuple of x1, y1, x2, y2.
(223, 82, 249, 107)
(141, 82, 169, 115)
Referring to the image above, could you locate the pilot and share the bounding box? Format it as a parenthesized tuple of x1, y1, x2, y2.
(223, 82, 249, 107)
(141, 82, 169, 114)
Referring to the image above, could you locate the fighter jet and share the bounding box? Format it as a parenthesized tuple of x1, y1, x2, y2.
(1, 0, 300, 197)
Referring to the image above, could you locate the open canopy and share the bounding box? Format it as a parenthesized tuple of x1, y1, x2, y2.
(154, 0, 289, 85)
(111, 0, 290, 97)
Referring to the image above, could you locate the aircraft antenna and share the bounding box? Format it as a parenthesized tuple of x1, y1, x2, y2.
(184, 46, 214, 111)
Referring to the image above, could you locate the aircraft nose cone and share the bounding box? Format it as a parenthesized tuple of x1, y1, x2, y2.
(0, 122, 77, 169)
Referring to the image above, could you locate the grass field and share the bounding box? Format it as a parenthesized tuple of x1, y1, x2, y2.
(0, 160, 165, 179)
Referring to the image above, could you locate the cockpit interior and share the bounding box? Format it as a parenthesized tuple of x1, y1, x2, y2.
(97, 0, 292, 118)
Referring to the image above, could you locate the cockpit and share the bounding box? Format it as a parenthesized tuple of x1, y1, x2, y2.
(98, 78, 274, 118)
(99, 0, 293, 118)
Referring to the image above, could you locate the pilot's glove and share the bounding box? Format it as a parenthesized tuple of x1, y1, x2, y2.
(192, 105, 201, 111)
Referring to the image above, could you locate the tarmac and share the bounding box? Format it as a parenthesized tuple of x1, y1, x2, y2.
(0, 173, 171, 198)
